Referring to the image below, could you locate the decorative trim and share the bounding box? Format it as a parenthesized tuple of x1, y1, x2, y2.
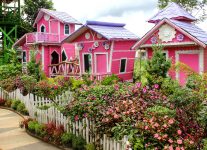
(109, 41, 114, 72)
(94, 52, 109, 73)
(175, 49, 204, 80)
(140, 42, 196, 48)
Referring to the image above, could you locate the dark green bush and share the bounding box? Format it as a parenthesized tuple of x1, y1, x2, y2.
(85, 143, 96, 150)
(101, 74, 119, 85)
(28, 120, 38, 132)
(11, 100, 21, 110)
(72, 135, 86, 150)
(16, 103, 25, 112)
(0, 64, 22, 81)
(35, 123, 45, 137)
(61, 132, 74, 146)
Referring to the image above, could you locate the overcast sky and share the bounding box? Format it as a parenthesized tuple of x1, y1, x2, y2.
(52, 0, 206, 38)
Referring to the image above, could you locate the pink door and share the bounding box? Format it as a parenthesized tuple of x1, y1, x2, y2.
(96, 54, 107, 74)
(179, 54, 199, 85)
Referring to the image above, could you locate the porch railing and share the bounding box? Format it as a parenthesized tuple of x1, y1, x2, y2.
(49, 61, 80, 77)
(26, 32, 59, 44)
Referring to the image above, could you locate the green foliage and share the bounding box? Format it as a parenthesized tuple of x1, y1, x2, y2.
(161, 77, 180, 95)
(146, 105, 176, 117)
(0, 64, 22, 81)
(158, 0, 207, 21)
(28, 120, 38, 132)
(16, 102, 29, 115)
(0, 77, 17, 92)
(101, 74, 119, 85)
(72, 135, 86, 150)
(0, 48, 20, 66)
(82, 74, 93, 86)
(145, 44, 171, 85)
(61, 132, 74, 145)
(11, 100, 21, 110)
(35, 123, 45, 137)
(70, 78, 85, 91)
(22, 0, 54, 28)
(85, 143, 96, 150)
(203, 139, 207, 150)
(133, 59, 147, 83)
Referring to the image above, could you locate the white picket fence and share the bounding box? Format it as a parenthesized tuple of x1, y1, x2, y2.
(0, 88, 128, 150)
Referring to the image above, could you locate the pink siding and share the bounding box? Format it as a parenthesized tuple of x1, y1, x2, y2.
(37, 16, 52, 33)
(44, 46, 50, 76)
(61, 43, 76, 60)
(60, 24, 75, 40)
(179, 54, 199, 85)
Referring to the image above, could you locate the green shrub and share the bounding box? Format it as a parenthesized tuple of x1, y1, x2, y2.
(61, 132, 74, 146)
(17, 103, 25, 112)
(203, 139, 207, 150)
(35, 123, 45, 137)
(11, 100, 21, 110)
(5, 99, 12, 107)
(101, 74, 119, 85)
(28, 120, 38, 132)
(70, 78, 85, 90)
(0, 64, 22, 81)
(72, 135, 86, 150)
(146, 105, 176, 117)
(0, 77, 17, 92)
(85, 143, 96, 150)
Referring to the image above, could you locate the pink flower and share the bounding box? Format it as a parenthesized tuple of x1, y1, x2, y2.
(177, 130, 182, 135)
(189, 140, 194, 145)
(154, 123, 159, 127)
(113, 114, 120, 119)
(169, 145, 174, 150)
(168, 119, 174, 125)
(168, 138, 173, 144)
(163, 124, 168, 128)
(114, 84, 119, 90)
(135, 82, 142, 88)
(154, 84, 159, 89)
(163, 134, 168, 139)
(177, 139, 183, 145)
(143, 87, 147, 93)
(154, 133, 159, 139)
(180, 147, 185, 150)
(176, 147, 180, 150)
(144, 126, 149, 130)
(83, 113, 87, 118)
(53, 85, 58, 89)
(74, 115, 79, 121)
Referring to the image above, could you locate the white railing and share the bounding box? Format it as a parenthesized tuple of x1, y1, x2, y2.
(0, 88, 128, 150)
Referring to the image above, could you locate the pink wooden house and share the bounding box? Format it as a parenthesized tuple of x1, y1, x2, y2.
(132, 2, 207, 85)
(13, 9, 81, 77)
(64, 21, 138, 81)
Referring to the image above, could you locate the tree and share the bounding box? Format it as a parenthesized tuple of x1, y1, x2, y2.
(158, 0, 207, 21)
(145, 44, 171, 85)
(22, 0, 54, 28)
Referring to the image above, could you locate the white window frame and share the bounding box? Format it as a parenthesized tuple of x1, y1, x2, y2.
(82, 53, 93, 74)
(64, 24, 70, 35)
(94, 52, 109, 73)
(175, 49, 204, 80)
(40, 24, 46, 33)
(119, 58, 127, 74)
(61, 48, 68, 62)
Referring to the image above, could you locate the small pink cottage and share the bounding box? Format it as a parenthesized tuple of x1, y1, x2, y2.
(132, 2, 207, 85)
(64, 21, 139, 81)
(13, 9, 81, 77)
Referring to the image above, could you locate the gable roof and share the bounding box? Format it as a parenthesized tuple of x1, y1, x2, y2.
(64, 21, 139, 43)
(148, 2, 197, 23)
(33, 8, 81, 27)
(132, 18, 207, 49)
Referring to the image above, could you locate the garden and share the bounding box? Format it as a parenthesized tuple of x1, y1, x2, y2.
(0, 46, 207, 150)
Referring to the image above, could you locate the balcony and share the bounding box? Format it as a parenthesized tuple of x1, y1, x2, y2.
(26, 32, 60, 44)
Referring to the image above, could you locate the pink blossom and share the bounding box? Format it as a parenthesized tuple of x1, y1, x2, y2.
(154, 84, 159, 89)
(74, 115, 79, 121)
(144, 126, 149, 130)
(168, 119, 174, 125)
(114, 84, 119, 90)
(169, 145, 174, 150)
(189, 140, 194, 145)
(163, 124, 168, 128)
(180, 147, 185, 150)
(135, 82, 142, 88)
(163, 134, 168, 139)
(176, 147, 181, 150)
(177, 130, 182, 135)
(154, 123, 159, 127)
(177, 139, 183, 145)
(154, 133, 159, 139)
(83, 113, 88, 118)
(142, 87, 147, 93)
(168, 139, 173, 144)
(54, 85, 58, 89)
(113, 114, 120, 119)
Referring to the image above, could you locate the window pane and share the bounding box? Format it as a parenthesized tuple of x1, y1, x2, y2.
(120, 59, 126, 73)
(41, 26, 45, 32)
(62, 51, 67, 61)
(84, 54, 92, 73)
(65, 25, 69, 34)
(23, 51, 26, 62)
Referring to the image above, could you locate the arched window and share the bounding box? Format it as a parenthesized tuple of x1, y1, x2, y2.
(64, 24, 70, 35)
(40, 25, 46, 33)
(62, 50, 67, 61)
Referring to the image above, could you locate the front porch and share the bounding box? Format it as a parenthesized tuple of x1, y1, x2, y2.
(48, 61, 112, 80)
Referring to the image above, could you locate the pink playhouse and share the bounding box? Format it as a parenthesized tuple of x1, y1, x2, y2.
(132, 2, 207, 85)
(64, 21, 138, 81)
(13, 9, 81, 76)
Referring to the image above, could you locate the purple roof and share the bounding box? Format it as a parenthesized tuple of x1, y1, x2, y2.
(148, 2, 197, 23)
(170, 19, 207, 44)
(87, 21, 138, 40)
(86, 21, 125, 27)
(34, 9, 81, 26)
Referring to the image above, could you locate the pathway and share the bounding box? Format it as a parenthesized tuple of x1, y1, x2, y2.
(0, 109, 60, 150)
